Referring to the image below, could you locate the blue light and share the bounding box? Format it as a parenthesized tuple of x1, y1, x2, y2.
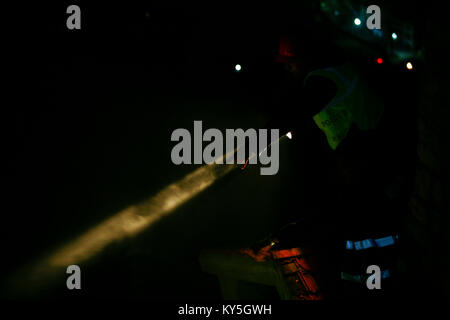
(373, 29, 383, 37)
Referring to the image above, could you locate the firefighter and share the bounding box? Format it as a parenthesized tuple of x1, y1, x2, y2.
(256, 34, 404, 300)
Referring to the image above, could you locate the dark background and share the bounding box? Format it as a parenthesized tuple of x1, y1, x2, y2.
(3, 1, 449, 301)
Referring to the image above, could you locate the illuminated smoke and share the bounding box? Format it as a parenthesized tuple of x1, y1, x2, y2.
(46, 163, 236, 267)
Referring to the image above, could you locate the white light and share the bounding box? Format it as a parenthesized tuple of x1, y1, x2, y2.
(235, 64, 241, 71)
(354, 18, 361, 26)
(406, 62, 413, 70)
(392, 32, 398, 40)
(286, 132, 293, 139)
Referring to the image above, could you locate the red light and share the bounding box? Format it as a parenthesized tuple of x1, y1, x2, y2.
(377, 58, 383, 64)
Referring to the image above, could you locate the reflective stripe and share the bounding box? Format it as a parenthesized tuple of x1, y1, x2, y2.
(382, 269, 391, 279)
(341, 272, 361, 283)
(322, 68, 358, 110)
(354, 239, 376, 251)
(346, 235, 398, 251)
(325, 67, 355, 87)
(374, 235, 396, 248)
(341, 269, 391, 283)
(346, 240, 354, 250)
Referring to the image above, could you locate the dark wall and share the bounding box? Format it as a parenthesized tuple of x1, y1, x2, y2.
(402, 3, 450, 298)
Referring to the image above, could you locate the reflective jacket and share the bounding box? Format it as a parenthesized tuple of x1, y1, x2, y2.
(305, 64, 384, 150)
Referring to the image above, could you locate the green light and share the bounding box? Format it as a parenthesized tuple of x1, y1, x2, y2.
(392, 32, 398, 40)
(354, 18, 361, 26)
